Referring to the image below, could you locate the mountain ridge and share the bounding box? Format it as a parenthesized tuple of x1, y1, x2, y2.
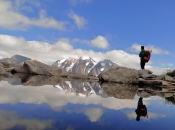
(52, 57, 119, 76)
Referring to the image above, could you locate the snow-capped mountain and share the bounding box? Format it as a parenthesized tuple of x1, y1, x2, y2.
(53, 81, 107, 98)
(71, 57, 97, 74)
(52, 57, 97, 74)
(52, 57, 119, 75)
(52, 57, 77, 72)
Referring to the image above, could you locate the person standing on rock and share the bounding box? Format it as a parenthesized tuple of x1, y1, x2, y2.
(139, 46, 146, 69)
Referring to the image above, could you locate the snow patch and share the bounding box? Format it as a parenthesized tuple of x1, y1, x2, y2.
(86, 62, 89, 66)
(59, 58, 66, 64)
(101, 68, 104, 71)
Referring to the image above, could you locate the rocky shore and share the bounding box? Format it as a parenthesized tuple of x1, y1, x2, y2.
(0, 60, 175, 89)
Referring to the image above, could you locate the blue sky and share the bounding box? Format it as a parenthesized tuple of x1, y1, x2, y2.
(0, 0, 175, 74)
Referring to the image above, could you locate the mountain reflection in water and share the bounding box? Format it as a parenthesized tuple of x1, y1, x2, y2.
(0, 76, 175, 130)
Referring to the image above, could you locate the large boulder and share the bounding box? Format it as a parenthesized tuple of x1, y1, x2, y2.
(98, 67, 139, 84)
(18, 60, 65, 76)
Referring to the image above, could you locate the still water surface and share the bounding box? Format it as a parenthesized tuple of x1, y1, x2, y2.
(0, 78, 175, 130)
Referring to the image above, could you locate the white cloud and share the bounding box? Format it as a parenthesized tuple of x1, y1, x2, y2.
(91, 35, 109, 49)
(0, 35, 24, 47)
(52, 38, 73, 52)
(84, 108, 104, 122)
(68, 10, 87, 29)
(0, 0, 67, 30)
(0, 50, 10, 59)
(129, 43, 169, 55)
(72, 36, 109, 49)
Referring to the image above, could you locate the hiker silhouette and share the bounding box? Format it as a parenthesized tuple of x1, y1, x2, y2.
(139, 46, 146, 69)
(135, 97, 148, 121)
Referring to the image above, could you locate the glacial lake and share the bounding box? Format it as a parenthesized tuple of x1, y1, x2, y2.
(0, 78, 175, 130)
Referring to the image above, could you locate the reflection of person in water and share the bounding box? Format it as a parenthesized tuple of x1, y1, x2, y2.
(135, 97, 148, 121)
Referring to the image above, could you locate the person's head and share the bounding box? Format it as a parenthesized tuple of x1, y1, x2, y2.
(136, 116, 140, 121)
(141, 46, 144, 50)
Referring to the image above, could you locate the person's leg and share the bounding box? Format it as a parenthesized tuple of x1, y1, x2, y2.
(143, 60, 145, 69)
(140, 60, 142, 69)
(141, 59, 145, 69)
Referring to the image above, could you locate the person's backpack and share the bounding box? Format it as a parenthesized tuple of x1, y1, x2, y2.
(140, 105, 147, 117)
(144, 50, 152, 62)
